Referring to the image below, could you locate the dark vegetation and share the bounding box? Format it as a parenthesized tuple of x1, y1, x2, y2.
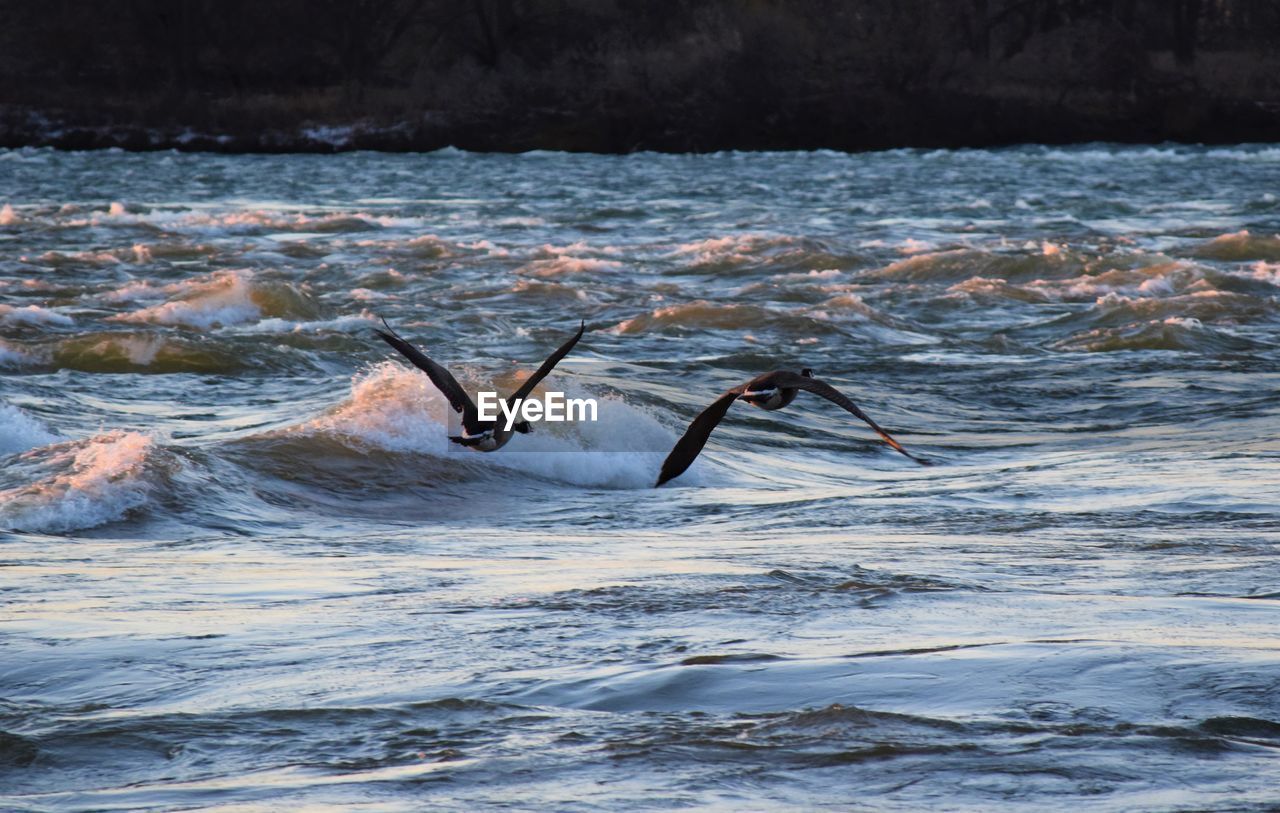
(1, 0, 1278, 152)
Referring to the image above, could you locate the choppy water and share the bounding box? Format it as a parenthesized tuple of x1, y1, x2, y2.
(2, 145, 1280, 811)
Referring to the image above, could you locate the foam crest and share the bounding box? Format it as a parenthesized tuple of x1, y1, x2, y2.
(672, 234, 777, 264)
(1053, 318, 1253, 354)
(509, 279, 591, 302)
(1030, 262, 1207, 302)
(115, 269, 319, 329)
(946, 277, 1050, 303)
(303, 362, 449, 453)
(243, 312, 377, 334)
(0, 404, 60, 455)
(154, 209, 381, 235)
(0, 431, 161, 533)
(298, 363, 673, 489)
(1190, 230, 1280, 262)
(518, 257, 622, 277)
(50, 332, 247, 374)
(615, 301, 787, 335)
(481, 393, 674, 489)
(0, 304, 75, 327)
(36, 249, 123, 267)
(670, 234, 843, 273)
(0, 339, 38, 368)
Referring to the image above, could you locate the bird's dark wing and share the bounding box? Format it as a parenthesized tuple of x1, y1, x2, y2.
(656, 385, 746, 487)
(774, 371, 929, 465)
(506, 320, 586, 406)
(373, 320, 476, 419)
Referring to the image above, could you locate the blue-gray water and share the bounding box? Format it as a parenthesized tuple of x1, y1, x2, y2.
(2, 145, 1280, 811)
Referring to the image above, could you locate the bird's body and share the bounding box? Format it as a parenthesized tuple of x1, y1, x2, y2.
(455, 424, 506, 452)
(656, 368, 927, 486)
(738, 373, 801, 410)
(374, 319, 585, 453)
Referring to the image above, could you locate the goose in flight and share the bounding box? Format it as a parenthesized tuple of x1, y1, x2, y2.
(656, 368, 927, 486)
(374, 318, 585, 451)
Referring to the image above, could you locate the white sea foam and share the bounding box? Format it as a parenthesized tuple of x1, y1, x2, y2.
(116, 269, 262, 328)
(115, 269, 317, 329)
(671, 234, 777, 265)
(102, 278, 173, 303)
(301, 362, 677, 489)
(244, 313, 376, 334)
(89, 207, 385, 236)
(0, 304, 75, 327)
(518, 257, 623, 277)
(0, 431, 158, 533)
(0, 339, 38, 368)
(0, 404, 60, 455)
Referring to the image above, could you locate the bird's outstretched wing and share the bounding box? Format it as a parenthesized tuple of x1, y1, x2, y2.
(656, 385, 746, 487)
(774, 371, 929, 465)
(506, 320, 586, 406)
(374, 319, 477, 421)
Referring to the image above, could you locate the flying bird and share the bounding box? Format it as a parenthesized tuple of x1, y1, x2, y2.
(656, 368, 927, 486)
(374, 318, 585, 451)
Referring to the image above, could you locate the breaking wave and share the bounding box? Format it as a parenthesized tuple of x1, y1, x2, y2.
(113, 269, 321, 329)
(0, 431, 170, 533)
(616, 300, 838, 336)
(0, 303, 75, 328)
(48, 332, 251, 373)
(263, 362, 675, 489)
(0, 403, 60, 455)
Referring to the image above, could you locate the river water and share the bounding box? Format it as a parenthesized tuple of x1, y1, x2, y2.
(2, 145, 1279, 810)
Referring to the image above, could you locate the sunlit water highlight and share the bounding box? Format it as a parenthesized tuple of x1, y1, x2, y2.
(2, 145, 1279, 810)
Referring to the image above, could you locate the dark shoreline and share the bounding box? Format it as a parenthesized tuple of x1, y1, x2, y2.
(3, 97, 1277, 155)
(2, 1, 1278, 155)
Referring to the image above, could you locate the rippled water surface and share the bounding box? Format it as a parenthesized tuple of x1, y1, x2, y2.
(3, 145, 1280, 811)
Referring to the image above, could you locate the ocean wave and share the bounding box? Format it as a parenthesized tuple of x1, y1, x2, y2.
(518, 256, 623, 277)
(670, 234, 853, 274)
(0, 431, 168, 533)
(0, 303, 75, 328)
(508, 279, 593, 303)
(615, 300, 837, 336)
(271, 362, 672, 489)
(0, 403, 61, 455)
(1035, 145, 1280, 163)
(33, 250, 117, 268)
(864, 248, 1082, 285)
(946, 276, 1051, 303)
(351, 234, 474, 259)
(48, 332, 251, 373)
(238, 312, 377, 335)
(300, 361, 450, 453)
(130, 240, 219, 262)
(1189, 230, 1280, 262)
(939, 257, 1279, 317)
(113, 269, 320, 329)
(159, 209, 383, 235)
(0, 338, 38, 368)
(1031, 262, 1205, 302)
(1054, 317, 1260, 353)
(1085, 289, 1273, 326)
